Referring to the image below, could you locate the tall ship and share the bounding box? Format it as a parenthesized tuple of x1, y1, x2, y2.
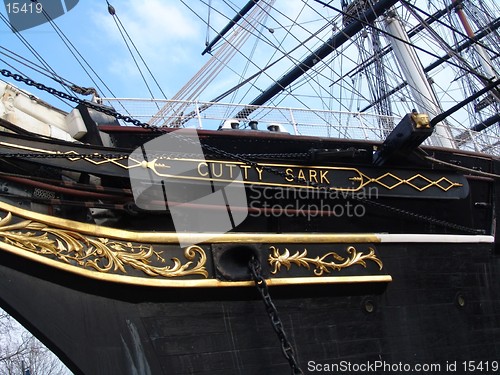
(0, 0, 499, 374)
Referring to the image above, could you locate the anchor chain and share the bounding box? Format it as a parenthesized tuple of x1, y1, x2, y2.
(249, 257, 304, 375)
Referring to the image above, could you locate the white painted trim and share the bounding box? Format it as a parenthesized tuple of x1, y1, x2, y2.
(376, 234, 494, 243)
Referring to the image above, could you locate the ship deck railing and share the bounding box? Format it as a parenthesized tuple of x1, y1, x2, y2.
(102, 98, 500, 156)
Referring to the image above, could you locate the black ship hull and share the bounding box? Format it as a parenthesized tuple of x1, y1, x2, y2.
(0, 124, 498, 374)
(0, 230, 498, 374)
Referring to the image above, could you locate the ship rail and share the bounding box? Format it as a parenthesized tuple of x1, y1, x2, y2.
(102, 98, 500, 156)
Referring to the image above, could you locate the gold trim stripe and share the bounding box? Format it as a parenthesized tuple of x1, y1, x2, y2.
(0, 200, 380, 244)
(0, 201, 490, 244)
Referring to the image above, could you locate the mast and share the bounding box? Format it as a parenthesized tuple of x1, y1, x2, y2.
(383, 9, 456, 149)
(453, 0, 498, 82)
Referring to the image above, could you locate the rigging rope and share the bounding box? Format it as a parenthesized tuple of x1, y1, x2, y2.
(150, 0, 277, 127)
(0, 12, 74, 105)
(29, 0, 111, 99)
(105, 1, 168, 101)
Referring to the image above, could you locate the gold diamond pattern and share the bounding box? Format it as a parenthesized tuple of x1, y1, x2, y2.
(360, 172, 463, 192)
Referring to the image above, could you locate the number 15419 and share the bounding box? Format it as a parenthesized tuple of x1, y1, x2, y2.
(5, 2, 43, 14)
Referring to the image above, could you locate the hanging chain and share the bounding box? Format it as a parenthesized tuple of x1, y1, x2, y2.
(249, 257, 304, 375)
(0, 69, 159, 131)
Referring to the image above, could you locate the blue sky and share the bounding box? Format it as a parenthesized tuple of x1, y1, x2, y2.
(1, 0, 221, 111)
(1, 0, 346, 116)
(2, 0, 494, 135)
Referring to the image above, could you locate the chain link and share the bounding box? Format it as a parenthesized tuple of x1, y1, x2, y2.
(249, 257, 304, 375)
(0, 69, 160, 131)
(0, 153, 128, 159)
(0, 68, 484, 234)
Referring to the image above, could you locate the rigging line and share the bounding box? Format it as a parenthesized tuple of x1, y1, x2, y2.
(169, 1, 273, 103)
(0, 57, 23, 75)
(30, 0, 111, 98)
(228, 0, 354, 98)
(379, 16, 453, 118)
(211, 33, 361, 111)
(106, 1, 168, 101)
(280, 37, 371, 106)
(44, 0, 123, 98)
(106, 6, 156, 103)
(0, 53, 68, 101)
(284, 33, 374, 113)
(312, 0, 496, 85)
(228, 16, 270, 111)
(26, 2, 118, 102)
(403, 0, 500, 60)
(263, 82, 322, 114)
(200, 4, 286, 66)
(173, 3, 284, 125)
(235, 0, 403, 118)
(0, 13, 72, 98)
(0, 46, 75, 87)
(256, 1, 347, 71)
(290, 59, 371, 113)
(428, 79, 476, 132)
(269, 15, 340, 31)
(268, 54, 369, 115)
(217, 0, 285, 45)
(354, 32, 390, 117)
(430, 78, 500, 126)
(233, 0, 309, 106)
(270, 2, 338, 111)
(376, 12, 497, 123)
(181, 0, 377, 119)
(177, 0, 283, 89)
(203, 0, 261, 55)
(149, 4, 273, 126)
(358, 64, 408, 114)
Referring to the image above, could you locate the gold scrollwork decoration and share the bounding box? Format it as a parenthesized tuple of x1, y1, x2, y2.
(0, 212, 208, 278)
(269, 245, 383, 276)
